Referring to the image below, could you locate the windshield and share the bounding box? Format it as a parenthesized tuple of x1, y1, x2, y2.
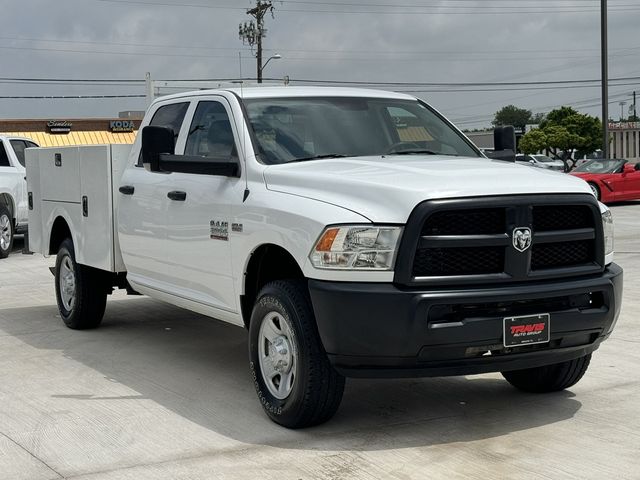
(243, 97, 481, 164)
(574, 159, 626, 174)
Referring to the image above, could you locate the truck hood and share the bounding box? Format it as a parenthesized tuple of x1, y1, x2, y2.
(263, 155, 594, 223)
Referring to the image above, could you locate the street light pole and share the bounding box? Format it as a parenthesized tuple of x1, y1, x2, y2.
(601, 0, 609, 158)
(259, 54, 282, 80)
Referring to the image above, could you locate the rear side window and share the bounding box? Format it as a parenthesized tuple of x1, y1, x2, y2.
(137, 102, 189, 166)
(10, 140, 27, 167)
(0, 142, 10, 167)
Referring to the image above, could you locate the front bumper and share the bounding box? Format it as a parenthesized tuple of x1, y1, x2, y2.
(309, 263, 623, 378)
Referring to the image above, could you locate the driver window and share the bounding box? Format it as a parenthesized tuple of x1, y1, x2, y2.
(185, 101, 237, 159)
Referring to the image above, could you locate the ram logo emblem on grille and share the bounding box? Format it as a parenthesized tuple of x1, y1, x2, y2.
(512, 227, 532, 253)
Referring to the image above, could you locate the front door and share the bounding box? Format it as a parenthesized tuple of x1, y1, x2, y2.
(118, 101, 191, 289)
(163, 98, 244, 313)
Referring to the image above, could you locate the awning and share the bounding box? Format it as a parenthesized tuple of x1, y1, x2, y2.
(3, 131, 136, 147)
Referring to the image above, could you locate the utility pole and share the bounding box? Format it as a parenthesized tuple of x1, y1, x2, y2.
(634, 91, 637, 120)
(619, 101, 627, 121)
(601, 0, 609, 158)
(239, 1, 274, 83)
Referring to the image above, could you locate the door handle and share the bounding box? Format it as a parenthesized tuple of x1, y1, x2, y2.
(119, 185, 135, 195)
(167, 191, 187, 201)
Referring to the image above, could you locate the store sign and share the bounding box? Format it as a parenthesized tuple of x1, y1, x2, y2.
(609, 122, 640, 130)
(110, 120, 136, 132)
(47, 120, 72, 134)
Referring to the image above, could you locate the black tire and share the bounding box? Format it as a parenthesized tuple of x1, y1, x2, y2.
(502, 354, 592, 393)
(54, 238, 107, 329)
(0, 204, 14, 259)
(588, 182, 601, 201)
(249, 280, 345, 428)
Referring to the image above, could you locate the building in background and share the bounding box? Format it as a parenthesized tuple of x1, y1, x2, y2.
(0, 117, 140, 147)
(609, 122, 640, 161)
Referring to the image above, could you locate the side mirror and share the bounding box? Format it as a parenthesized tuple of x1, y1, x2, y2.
(529, 159, 535, 164)
(492, 126, 516, 162)
(623, 163, 635, 173)
(141, 126, 175, 172)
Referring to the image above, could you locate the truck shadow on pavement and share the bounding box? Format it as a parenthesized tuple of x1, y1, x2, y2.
(0, 297, 582, 451)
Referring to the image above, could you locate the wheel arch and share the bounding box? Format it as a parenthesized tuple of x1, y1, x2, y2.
(0, 192, 15, 221)
(241, 243, 306, 329)
(49, 215, 74, 256)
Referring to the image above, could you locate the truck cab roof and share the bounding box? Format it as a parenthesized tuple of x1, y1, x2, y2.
(152, 86, 417, 104)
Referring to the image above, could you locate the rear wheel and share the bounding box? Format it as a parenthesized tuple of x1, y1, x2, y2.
(502, 354, 592, 393)
(55, 238, 107, 329)
(588, 182, 601, 201)
(0, 205, 13, 259)
(249, 280, 345, 428)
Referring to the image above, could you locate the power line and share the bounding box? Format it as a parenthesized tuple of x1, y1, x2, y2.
(4, 34, 640, 57)
(91, 0, 640, 14)
(1, 75, 639, 89)
(263, 75, 640, 87)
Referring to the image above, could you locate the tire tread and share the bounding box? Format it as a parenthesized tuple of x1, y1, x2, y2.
(250, 280, 345, 428)
(55, 238, 107, 330)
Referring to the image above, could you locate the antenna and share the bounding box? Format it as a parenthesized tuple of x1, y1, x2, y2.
(238, 52, 250, 202)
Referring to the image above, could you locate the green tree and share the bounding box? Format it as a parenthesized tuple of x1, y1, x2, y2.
(564, 113, 602, 156)
(541, 106, 579, 127)
(544, 125, 582, 171)
(534, 107, 602, 169)
(519, 129, 548, 154)
(531, 112, 546, 124)
(493, 105, 533, 129)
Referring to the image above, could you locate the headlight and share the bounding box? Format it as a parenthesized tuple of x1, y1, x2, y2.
(602, 208, 614, 264)
(310, 226, 402, 270)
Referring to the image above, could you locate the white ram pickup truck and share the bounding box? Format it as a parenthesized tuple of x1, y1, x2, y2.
(0, 135, 38, 258)
(26, 87, 623, 428)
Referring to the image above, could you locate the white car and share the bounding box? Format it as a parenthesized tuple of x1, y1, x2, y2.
(26, 87, 623, 428)
(516, 154, 565, 171)
(0, 136, 38, 258)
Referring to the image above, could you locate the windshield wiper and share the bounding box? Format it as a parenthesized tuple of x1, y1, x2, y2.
(287, 154, 348, 163)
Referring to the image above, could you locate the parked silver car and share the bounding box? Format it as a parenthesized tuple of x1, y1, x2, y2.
(516, 154, 565, 171)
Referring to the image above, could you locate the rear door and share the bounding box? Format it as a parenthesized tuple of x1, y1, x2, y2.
(0, 140, 23, 223)
(9, 140, 36, 225)
(162, 97, 245, 313)
(118, 100, 191, 290)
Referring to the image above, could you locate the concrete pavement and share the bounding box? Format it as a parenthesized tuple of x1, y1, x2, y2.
(0, 202, 639, 480)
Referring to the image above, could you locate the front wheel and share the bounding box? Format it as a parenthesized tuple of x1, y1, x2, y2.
(502, 354, 592, 393)
(249, 280, 345, 428)
(0, 205, 13, 259)
(588, 182, 601, 201)
(55, 238, 107, 329)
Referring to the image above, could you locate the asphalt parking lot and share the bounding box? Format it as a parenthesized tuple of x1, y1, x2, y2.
(1, 202, 639, 480)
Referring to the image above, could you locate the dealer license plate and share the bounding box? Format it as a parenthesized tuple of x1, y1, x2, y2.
(503, 314, 550, 348)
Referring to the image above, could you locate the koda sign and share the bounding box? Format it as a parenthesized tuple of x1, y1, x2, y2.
(110, 120, 136, 132)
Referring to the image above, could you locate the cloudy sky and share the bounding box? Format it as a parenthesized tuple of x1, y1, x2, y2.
(0, 0, 638, 128)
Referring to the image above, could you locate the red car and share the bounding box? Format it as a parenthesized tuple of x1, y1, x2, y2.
(570, 159, 640, 203)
